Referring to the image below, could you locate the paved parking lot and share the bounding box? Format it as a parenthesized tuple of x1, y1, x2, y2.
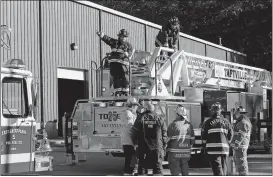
(19, 147, 272, 176)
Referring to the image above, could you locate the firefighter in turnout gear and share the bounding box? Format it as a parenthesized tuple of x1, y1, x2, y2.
(202, 102, 233, 176)
(96, 29, 133, 96)
(167, 105, 195, 176)
(230, 106, 252, 176)
(121, 97, 140, 175)
(132, 101, 168, 175)
(155, 16, 180, 51)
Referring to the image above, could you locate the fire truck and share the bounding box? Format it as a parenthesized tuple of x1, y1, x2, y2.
(1, 24, 53, 174)
(67, 47, 272, 163)
(1, 58, 53, 174)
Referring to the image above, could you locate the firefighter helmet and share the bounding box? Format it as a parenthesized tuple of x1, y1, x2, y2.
(118, 29, 129, 37)
(211, 102, 223, 112)
(176, 105, 187, 117)
(235, 106, 248, 114)
(168, 16, 179, 25)
(127, 97, 140, 106)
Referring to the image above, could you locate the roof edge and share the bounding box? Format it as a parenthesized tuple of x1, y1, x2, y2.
(73, 0, 246, 57)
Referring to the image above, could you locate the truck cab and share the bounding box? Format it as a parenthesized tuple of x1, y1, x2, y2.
(1, 59, 37, 174)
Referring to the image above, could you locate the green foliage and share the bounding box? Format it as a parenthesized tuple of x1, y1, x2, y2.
(91, 0, 272, 71)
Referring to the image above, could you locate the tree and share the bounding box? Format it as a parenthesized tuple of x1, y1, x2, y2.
(91, 0, 272, 71)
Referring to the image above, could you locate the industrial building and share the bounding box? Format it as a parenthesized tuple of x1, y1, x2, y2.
(0, 0, 246, 137)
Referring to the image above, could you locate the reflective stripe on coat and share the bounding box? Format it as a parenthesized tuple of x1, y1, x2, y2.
(167, 119, 195, 159)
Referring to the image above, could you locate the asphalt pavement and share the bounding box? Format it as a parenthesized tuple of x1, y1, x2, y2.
(19, 146, 272, 176)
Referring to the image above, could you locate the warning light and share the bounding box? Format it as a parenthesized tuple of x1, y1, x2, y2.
(102, 87, 106, 92)
(4, 59, 25, 69)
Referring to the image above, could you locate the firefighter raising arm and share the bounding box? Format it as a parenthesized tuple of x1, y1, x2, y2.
(96, 29, 133, 95)
(96, 30, 132, 58)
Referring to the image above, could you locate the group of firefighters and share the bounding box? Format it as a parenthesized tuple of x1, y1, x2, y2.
(95, 16, 252, 175)
(120, 98, 252, 176)
(96, 16, 180, 96)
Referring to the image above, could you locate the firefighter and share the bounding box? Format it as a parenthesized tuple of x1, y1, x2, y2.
(202, 102, 233, 176)
(167, 105, 195, 176)
(121, 97, 140, 175)
(96, 29, 133, 96)
(155, 16, 180, 51)
(132, 101, 168, 175)
(230, 106, 252, 176)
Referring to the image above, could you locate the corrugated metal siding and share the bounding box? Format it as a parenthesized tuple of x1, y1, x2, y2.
(41, 1, 100, 121)
(179, 37, 206, 56)
(2, 0, 248, 123)
(206, 45, 226, 61)
(101, 12, 145, 55)
(146, 26, 160, 53)
(1, 1, 41, 120)
(227, 51, 246, 64)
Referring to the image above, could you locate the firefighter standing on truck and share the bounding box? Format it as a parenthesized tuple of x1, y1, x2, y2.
(167, 105, 195, 176)
(121, 97, 140, 175)
(96, 29, 133, 96)
(230, 106, 252, 176)
(202, 102, 233, 176)
(155, 16, 180, 51)
(132, 101, 168, 175)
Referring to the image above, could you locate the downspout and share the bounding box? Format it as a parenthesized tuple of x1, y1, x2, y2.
(39, 0, 44, 128)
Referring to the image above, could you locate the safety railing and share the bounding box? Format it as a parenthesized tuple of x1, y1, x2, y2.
(154, 55, 174, 96)
(98, 50, 135, 97)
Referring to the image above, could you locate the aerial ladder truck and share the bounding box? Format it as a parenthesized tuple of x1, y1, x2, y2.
(66, 46, 272, 164)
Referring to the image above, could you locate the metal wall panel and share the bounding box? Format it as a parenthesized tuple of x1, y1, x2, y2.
(1, 1, 41, 120)
(206, 45, 226, 61)
(226, 51, 246, 64)
(179, 37, 206, 56)
(41, 1, 100, 122)
(146, 26, 160, 53)
(0, 1, 40, 71)
(101, 12, 145, 56)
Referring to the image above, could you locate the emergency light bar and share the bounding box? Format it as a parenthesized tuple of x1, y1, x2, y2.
(4, 59, 25, 69)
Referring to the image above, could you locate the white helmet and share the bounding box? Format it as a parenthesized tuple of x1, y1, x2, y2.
(176, 106, 187, 117)
(126, 97, 140, 107)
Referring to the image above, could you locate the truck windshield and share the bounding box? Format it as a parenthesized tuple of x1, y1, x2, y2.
(2, 77, 29, 118)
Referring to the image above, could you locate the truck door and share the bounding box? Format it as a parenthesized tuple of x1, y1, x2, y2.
(1, 75, 35, 174)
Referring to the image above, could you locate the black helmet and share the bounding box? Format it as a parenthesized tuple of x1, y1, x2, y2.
(169, 16, 179, 25)
(211, 102, 223, 112)
(118, 29, 129, 37)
